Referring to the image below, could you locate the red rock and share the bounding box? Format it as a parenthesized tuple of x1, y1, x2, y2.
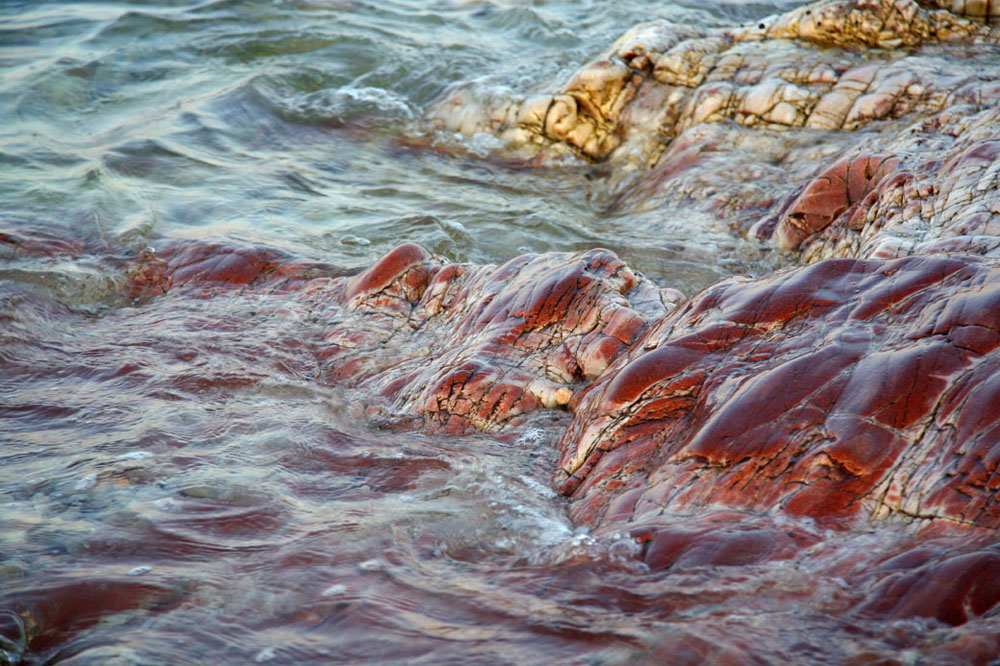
(0, 224, 85, 258)
(557, 255, 1000, 529)
(10, 579, 182, 653)
(126, 242, 679, 433)
(774, 154, 900, 250)
(112, 238, 1000, 643)
(629, 513, 815, 570)
(860, 551, 1000, 625)
(344, 242, 433, 305)
(125, 241, 340, 301)
(121, 242, 1000, 534)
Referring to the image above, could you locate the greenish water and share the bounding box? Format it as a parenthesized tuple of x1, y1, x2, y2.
(1, 0, 790, 295)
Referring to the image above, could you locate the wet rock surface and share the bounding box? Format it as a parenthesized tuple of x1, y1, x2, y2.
(558, 255, 1000, 531)
(6, 0, 1000, 662)
(126, 239, 685, 433)
(95, 2, 1000, 653)
(112, 232, 1000, 645)
(432, 0, 1000, 159)
(120, 229, 1000, 532)
(422, 0, 1000, 562)
(431, 0, 1000, 262)
(428, 0, 1000, 535)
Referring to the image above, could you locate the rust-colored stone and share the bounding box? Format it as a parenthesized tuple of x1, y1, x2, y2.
(125, 242, 681, 433)
(344, 242, 433, 305)
(557, 255, 1000, 529)
(120, 241, 1000, 537)
(630, 514, 815, 570)
(860, 550, 1000, 625)
(106, 233, 1000, 650)
(774, 155, 900, 250)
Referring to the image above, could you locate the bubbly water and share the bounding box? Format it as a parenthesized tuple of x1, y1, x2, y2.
(0, 1, 956, 664)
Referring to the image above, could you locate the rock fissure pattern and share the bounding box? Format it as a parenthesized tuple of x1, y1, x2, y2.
(88, 0, 1000, 648)
(123, 242, 1000, 535)
(432, 0, 1000, 263)
(434, 0, 997, 158)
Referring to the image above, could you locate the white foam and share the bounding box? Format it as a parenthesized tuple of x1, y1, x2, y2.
(253, 647, 277, 663)
(338, 86, 415, 120)
(74, 473, 98, 491)
(358, 559, 382, 572)
(466, 131, 506, 158)
(518, 474, 557, 500)
(117, 451, 154, 461)
(340, 234, 371, 246)
(513, 427, 549, 448)
(321, 583, 348, 597)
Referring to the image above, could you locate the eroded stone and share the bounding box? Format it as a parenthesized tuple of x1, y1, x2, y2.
(110, 231, 1000, 641)
(429, 0, 1000, 263)
(127, 242, 683, 434)
(774, 154, 901, 250)
(431, 0, 998, 164)
(557, 255, 1000, 530)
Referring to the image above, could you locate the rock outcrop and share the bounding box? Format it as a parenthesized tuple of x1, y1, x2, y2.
(433, 0, 998, 159)
(106, 0, 1000, 654)
(125, 239, 1000, 533)
(431, 0, 1000, 263)
(118, 234, 1000, 639)
(559, 255, 1000, 531)
(126, 240, 682, 433)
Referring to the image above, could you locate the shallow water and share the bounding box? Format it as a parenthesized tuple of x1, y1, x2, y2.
(1, 0, 790, 293)
(1, 1, 978, 664)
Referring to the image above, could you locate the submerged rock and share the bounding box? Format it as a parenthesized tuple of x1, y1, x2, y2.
(120, 238, 1000, 639)
(123, 235, 1000, 528)
(126, 240, 684, 433)
(113, 0, 1000, 634)
(421, 0, 1000, 554)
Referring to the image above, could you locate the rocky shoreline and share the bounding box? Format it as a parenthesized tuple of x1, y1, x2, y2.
(114, 0, 1000, 657)
(431, 0, 1000, 264)
(6, 0, 999, 660)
